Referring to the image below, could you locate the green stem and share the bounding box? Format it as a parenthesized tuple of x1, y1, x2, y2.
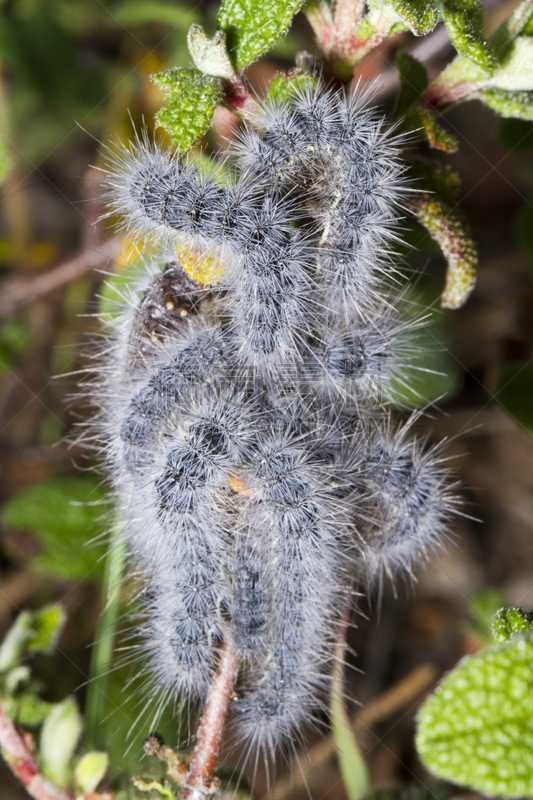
(84, 531, 127, 751)
(331, 611, 371, 800)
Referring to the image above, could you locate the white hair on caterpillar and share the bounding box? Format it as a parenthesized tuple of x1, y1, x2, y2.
(84, 76, 459, 771)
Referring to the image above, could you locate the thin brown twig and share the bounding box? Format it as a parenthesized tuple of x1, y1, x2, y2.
(183, 639, 240, 800)
(0, 235, 122, 321)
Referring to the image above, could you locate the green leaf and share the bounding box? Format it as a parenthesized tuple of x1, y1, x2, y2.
(3, 665, 31, 694)
(0, 614, 31, 671)
(0, 605, 66, 673)
(40, 697, 83, 788)
(491, 0, 533, 58)
(477, 36, 533, 120)
(389, 0, 440, 36)
(492, 608, 533, 644)
(187, 25, 236, 79)
(395, 51, 428, 117)
(1, 475, 110, 581)
(418, 107, 459, 152)
(482, 87, 533, 120)
(27, 604, 66, 655)
(75, 751, 109, 794)
(416, 633, 533, 797)
(496, 360, 533, 430)
(483, 37, 533, 91)
(218, 0, 305, 68)
(438, 0, 494, 72)
(409, 161, 477, 308)
(3, 692, 53, 727)
(267, 71, 318, 105)
(525, 9, 533, 35)
(152, 68, 221, 155)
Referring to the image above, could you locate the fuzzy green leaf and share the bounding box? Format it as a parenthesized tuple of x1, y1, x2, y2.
(512, 0, 533, 36)
(1, 476, 110, 581)
(0, 605, 66, 673)
(218, 0, 305, 68)
(416, 634, 533, 797)
(409, 161, 477, 308)
(477, 37, 533, 120)
(492, 608, 533, 644)
(389, 0, 439, 35)
(152, 68, 221, 155)
(417, 107, 459, 151)
(40, 697, 83, 788)
(482, 88, 533, 120)
(491, 0, 533, 58)
(484, 37, 533, 91)
(395, 51, 428, 117)
(187, 25, 236, 79)
(437, 0, 493, 72)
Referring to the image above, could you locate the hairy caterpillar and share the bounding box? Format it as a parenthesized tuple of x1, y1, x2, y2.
(91, 79, 456, 768)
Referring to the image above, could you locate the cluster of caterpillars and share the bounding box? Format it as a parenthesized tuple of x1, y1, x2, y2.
(95, 80, 455, 763)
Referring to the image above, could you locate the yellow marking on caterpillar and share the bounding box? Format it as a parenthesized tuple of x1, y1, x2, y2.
(175, 239, 225, 284)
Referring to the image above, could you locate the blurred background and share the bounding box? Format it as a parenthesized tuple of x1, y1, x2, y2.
(0, 0, 532, 798)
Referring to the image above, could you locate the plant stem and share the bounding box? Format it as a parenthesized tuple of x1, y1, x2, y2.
(84, 532, 127, 752)
(330, 606, 370, 800)
(0, 699, 73, 800)
(183, 639, 240, 800)
(222, 72, 260, 122)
